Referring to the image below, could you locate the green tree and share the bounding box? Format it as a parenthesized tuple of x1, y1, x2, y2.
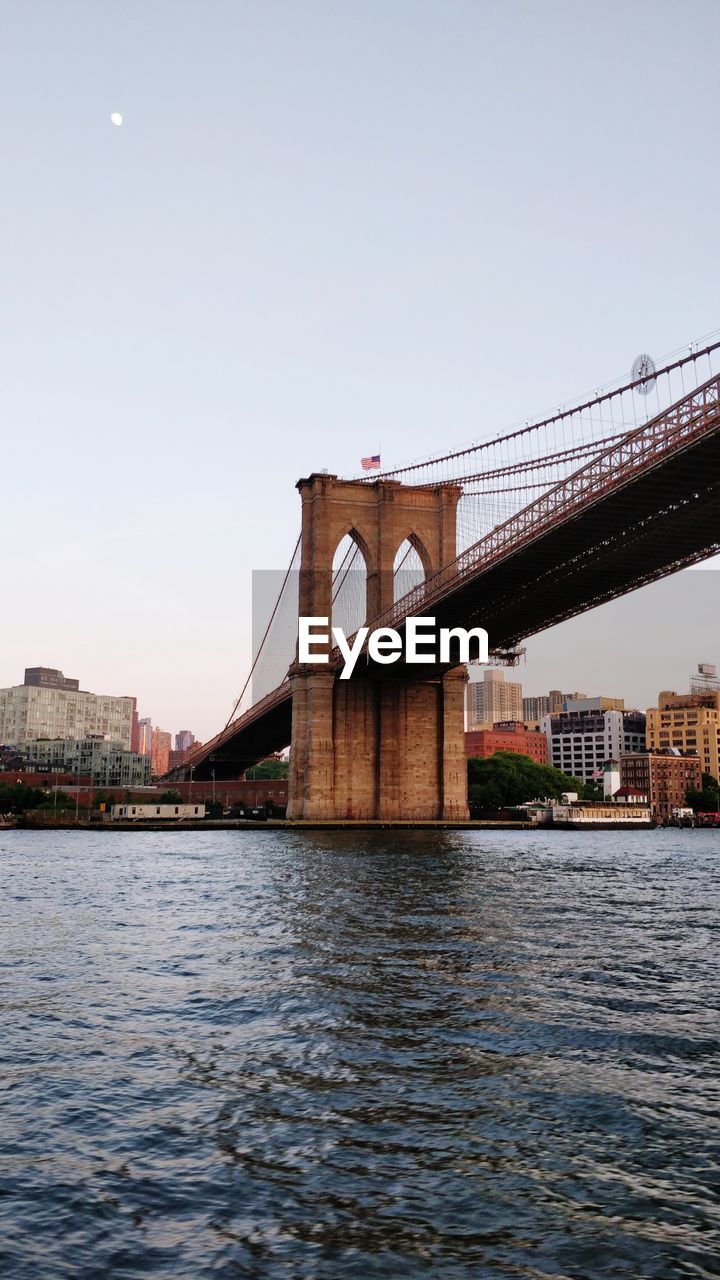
(36, 790, 73, 811)
(0, 782, 48, 813)
(686, 774, 720, 812)
(467, 752, 589, 812)
(159, 789, 183, 804)
(245, 758, 288, 780)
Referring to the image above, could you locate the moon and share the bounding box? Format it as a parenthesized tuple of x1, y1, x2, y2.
(110, 112, 123, 126)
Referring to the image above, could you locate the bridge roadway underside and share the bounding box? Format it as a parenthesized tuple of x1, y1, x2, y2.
(187, 429, 720, 781)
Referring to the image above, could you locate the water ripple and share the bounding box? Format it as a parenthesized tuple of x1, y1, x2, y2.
(1, 828, 719, 1277)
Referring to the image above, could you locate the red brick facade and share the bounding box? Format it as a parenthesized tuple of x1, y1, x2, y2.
(464, 722, 548, 764)
(620, 751, 701, 821)
(0, 772, 288, 811)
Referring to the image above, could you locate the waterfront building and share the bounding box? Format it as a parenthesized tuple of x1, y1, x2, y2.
(151, 728, 172, 777)
(613, 784, 650, 804)
(549, 801, 652, 828)
(541, 698, 645, 783)
(467, 667, 523, 728)
(465, 721, 548, 764)
(10, 737, 151, 787)
(111, 803, 205, 822)
(0, 671, 135, 750)
(603, 759, 621, 797)
(620, 750, 702, 822)
(646, 687, 720, 781)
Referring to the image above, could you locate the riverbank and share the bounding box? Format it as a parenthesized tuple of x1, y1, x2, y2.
(9, 818, 703, 832)
(11, 817, 535, 831)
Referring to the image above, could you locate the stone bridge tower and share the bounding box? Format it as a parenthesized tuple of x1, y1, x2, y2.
(287, 473, 468, 821)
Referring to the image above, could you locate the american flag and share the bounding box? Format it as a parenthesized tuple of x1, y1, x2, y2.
(361, 454, 381, 471)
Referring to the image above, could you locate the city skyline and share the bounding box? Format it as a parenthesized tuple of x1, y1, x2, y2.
(0, 668, 200, 775)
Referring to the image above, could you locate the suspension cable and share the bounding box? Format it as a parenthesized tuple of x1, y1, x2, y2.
(366, 338, 720, 480)
(223, 533, 301, 730)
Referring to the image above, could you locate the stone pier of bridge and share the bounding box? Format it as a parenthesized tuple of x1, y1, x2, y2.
(286, 472, 468, 821)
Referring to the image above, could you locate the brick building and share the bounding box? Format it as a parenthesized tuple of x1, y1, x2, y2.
(620, 750, 701, 821)
(0, 775, 288, 813)
(646, 689, 720, 781)
(151, 728, 172, 777)
(173, 778, 288, 810)
(465, 721, 548, 764)
(168, 746, 196, 771)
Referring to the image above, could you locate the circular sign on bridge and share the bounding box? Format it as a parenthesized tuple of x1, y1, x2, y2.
(631, 353, 657, 395)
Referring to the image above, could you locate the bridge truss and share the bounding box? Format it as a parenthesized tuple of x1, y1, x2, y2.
(168, 335, 720, 781)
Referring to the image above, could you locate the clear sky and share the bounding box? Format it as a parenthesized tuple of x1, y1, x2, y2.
(2, 1, 719, 741)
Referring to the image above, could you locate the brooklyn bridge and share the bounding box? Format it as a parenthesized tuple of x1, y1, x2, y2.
(166, 340, 720, 820)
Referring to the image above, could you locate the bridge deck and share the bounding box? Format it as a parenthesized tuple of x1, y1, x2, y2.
(168, 374, 720, 781)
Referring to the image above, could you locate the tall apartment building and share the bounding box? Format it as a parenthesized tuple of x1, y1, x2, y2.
(175, 730, 196, 754)
(137, 718, 152, 757)
(0, 669, 135, 750)
(151, 728, 172, 777)
(645, 687, 720, 781)
(522, 690, 587, 721)
(541, 698, 646, 783)
(523, 694, 551, 721)
(130, 707, 140, 754)
(620, 751, 702, 822)
(467, 667, 523, 728)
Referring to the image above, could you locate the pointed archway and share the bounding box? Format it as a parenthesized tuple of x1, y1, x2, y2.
(393, 534, 430, 603)
(332, 531, 369, 637)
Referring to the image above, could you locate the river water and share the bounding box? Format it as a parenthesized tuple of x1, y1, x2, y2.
(1, 828, 719, 1279)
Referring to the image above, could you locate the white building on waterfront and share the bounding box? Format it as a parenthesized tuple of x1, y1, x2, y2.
(0, 669, 135, 750)
(540, 698, 646, 784)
